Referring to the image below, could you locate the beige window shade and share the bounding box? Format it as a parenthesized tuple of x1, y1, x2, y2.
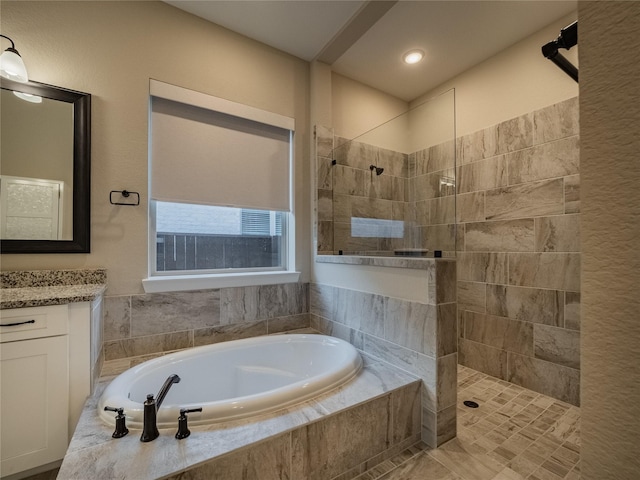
(150, 91, 292, 212)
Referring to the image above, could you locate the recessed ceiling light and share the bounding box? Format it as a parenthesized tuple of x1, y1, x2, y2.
(403, 49, 425, 65)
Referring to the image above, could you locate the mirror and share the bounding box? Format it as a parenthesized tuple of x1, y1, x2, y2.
(1, 78, 91, 253)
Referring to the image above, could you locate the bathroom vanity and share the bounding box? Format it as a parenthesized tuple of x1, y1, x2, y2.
(0, 269, 105, 479)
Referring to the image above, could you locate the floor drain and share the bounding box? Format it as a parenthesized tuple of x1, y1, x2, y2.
(463, 400, 479, 408)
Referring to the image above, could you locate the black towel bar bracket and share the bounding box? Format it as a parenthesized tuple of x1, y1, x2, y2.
(110, 190, 140, 206)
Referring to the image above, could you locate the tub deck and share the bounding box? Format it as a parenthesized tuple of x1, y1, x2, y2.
(57, 354, 421, 480)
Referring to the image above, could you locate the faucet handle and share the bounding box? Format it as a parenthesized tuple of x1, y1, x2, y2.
(104, 406, 129, 438)
(175, 407, 202, 440)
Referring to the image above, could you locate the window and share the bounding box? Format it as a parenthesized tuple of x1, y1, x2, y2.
(146, 80, 295, 288)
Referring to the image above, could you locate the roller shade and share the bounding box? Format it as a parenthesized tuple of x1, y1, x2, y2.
(150, 81, 292, 212)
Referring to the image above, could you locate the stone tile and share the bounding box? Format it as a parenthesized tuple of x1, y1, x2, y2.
(463, 311, 534, 356)
(333, 194, 351, 223)
(458, 338, 508, 380)
(170, 432, 291, 480)
(317, 189, 332, 222)
(437, 303, 458, 357)
(485, 179, 564, 221)
(457, 155, 508, 193)
(507, 353, 580, 406)
(334, 165, 367, 196)
(333, 138, 379, 171)
(533, 325, 580, 369)
(317, 157, 333, 190)
(495, 114, 534, 155)
(315, 125, 334, 158)
(457, 191, 485, 223)
(458, 128, 497, 164)
(377, 451, 462, 479)
(415, 169, 456, 200)
(316, 221, 333, 253)
(416, 224, 456, 253)
(268, 314, 310, 334)
(563, 175, 580, 214)
(437, 404, 458, 446)
(130, 290, 220, 337)
(334, 288, 385, 337)
(429, 196, 456, 225)
(291, 395, 391, 480)
(564, 292, 580, 331)
(310, 316, 364, 350)
(104, 331, 192, 360)
(507, 137, 579, 185)
(465, 219, 535, 252)
(486, 284, 563, 326)
(457, 281, 486, 313)
(334, 222, 379, 253)
(310, 283, 334, 320)
(220, 286, 259, 324)
(391, 383, 422, 444)
(436, 260, 457, 304)
(193, 321, 268, 346)
(457, 252, 508, 284)
(428, 437, 504, 480)
(533, 97, 579, 145)
(415, 139, 456, 175)
(384, 298, 437, 356)
(535, 214, 580, 253)
(438, 353, 458, 410)
(364, 335, 436, 386)
(508, 253, 580, 291)
(366, 173, 397, 201)
(103, 295, 130, 341)
(352, 196, 393, 220)
(257, 283, 308, 319)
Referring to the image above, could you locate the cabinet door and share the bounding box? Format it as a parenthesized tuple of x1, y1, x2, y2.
(0, 335, 69, 477)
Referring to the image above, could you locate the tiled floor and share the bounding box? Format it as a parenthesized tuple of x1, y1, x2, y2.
(22, 364, 581, 480)
(358, 365, 581, 480)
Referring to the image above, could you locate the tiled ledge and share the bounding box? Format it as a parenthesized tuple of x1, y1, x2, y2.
(57, 357, 420, 480)
(316, 255, 454, 270)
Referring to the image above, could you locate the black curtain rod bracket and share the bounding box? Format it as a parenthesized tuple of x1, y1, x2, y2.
(542, 21, 578, 83)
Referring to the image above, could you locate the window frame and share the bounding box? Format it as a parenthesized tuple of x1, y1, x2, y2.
(144, 80, 298, 293)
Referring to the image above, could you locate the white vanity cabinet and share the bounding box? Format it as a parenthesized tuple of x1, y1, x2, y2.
(0, 301, 99, 479)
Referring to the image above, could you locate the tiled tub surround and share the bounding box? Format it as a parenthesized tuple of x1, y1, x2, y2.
(102, 282, 310, 364)
(455, 97, 581, 406)
(310, 258, 457, 448)
(315, 126, 456, 257)
(57, 355, 422, 480)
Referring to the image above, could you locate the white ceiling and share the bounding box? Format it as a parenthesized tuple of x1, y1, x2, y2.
(165, 0, 577, 101)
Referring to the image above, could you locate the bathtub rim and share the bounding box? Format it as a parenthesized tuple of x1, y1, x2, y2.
(98, 333, 363, 428)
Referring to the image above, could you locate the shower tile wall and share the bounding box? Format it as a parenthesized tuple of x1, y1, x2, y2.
(316, 127, 409, 255)
(310, 258, 457, 448)
(102, 283, 309, 362)
(455, 97, 581, 406)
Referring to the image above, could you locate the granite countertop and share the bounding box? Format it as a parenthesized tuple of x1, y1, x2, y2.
(0, 284, 107, 309)
(0, 268, 107, 309)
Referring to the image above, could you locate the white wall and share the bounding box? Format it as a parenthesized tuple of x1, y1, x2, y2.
(579, 2, 640, 478)
(0, 1, 310, 295)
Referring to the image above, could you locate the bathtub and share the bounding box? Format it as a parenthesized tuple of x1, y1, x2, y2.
(98, 334, 362, 428)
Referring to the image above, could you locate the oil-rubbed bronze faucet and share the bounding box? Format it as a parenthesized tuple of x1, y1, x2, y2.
(140, 374, 181, 442)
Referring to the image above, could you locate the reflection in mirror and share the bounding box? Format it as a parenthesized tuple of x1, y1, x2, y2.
(316, 89, 456, 258)
(1, 89, 74, 240)
(0, 78, 91, 253)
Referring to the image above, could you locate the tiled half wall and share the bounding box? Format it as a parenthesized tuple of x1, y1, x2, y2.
(310, 258, 458, 448)
(103, 283, 310, 363)
(456, 97, 581, 406)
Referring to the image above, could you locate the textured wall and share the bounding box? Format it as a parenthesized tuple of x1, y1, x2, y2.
(456, 97, 581, 406)
(579, 2, 640, 478)
(0, 1, 310, 294)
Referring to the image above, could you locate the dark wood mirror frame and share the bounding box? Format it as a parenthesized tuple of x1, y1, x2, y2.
(1, 78, 91, 253)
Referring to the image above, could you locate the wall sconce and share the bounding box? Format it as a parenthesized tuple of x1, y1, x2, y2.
(0, 34, 29, 83)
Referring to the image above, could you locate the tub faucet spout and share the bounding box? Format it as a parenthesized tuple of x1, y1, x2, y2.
(141, 374, 181, 442)
(156, 374, 181, 409)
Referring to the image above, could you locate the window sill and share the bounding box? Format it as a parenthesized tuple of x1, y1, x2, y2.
(142, 271, 301, 293)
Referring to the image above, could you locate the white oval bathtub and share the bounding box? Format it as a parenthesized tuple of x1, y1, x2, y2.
(98, 334, 362, 428)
